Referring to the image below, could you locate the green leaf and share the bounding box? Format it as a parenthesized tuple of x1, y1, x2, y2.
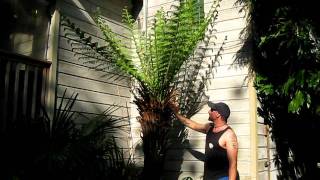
(288, 90, 305, 113)
(258, 36, 267, 47)
(282, 77, 295, 95)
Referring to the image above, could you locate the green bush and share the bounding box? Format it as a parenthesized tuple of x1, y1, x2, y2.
(0, 89, 139, 180)
(236, 0, 320, 178)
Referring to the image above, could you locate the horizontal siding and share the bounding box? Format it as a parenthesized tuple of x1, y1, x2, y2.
(269, 137, 278, 180)
(207, 87, 249, 100)
(59, 13, 131, 41)
(62, 0, 128, 21)
(58, 48, 130, 78)
(207, 0, 251, 178)
(60, 0, 129, 26)
(56, 97, 129, 117)
(57, 0, 132, 150)
(57, 73, 130, 96)
(257, 123, 281, 179)
(134, 0, 251, 179)
(131, 73, 249, 91)
(56, 85, 130, 106)
(57, 60, 130, 86)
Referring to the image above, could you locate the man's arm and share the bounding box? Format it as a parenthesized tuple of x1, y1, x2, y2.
(225, 130, 238, 180)
(169, 102, 211, 134)
(174, 113, 211, 134)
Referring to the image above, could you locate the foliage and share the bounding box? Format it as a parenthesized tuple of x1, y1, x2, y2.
(62, 0, 220, 102)
(0, 89, 139, 180)
(236, 0, 320, 179)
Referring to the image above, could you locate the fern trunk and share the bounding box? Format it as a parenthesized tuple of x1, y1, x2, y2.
(140, 120, 168, 180)
(134, 86, 173, 179)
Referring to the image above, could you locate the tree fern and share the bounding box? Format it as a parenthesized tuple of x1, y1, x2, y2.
(62, 0, 222, 179)
(63, 0, 220, 101)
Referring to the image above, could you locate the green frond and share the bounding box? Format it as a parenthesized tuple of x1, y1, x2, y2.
(62, 0, 221, 101)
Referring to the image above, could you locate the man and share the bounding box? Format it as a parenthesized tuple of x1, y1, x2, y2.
(170, 101, 239, 180)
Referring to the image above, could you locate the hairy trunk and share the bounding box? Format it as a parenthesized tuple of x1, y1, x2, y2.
(134, 86, 174, 180)
(140, 120, 169, 180)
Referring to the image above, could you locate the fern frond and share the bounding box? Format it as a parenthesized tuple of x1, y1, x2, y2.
(62, 0, 221, 102)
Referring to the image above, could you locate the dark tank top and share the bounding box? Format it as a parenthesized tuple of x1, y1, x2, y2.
(204, 126, 238, 180)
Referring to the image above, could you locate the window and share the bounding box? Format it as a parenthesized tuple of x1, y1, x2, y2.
(0, 0, 53, 60)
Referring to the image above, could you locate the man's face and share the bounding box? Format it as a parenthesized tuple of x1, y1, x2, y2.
(208, 108, 220, 121)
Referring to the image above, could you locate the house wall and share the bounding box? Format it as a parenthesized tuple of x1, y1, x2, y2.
(257, 117, 278, 180)
(129, 0, 257, 179)
(54, 0, 279, 179)
(56, 0, 133, 152)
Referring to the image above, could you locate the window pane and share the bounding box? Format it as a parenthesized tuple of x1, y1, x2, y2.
(0, 0, 51, 60)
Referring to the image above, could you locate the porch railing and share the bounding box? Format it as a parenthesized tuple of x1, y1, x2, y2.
(0, 50, 51, 131)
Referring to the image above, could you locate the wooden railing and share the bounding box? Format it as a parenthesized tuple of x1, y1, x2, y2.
(0, 50, 51, 130)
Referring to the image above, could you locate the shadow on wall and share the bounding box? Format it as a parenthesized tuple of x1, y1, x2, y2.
(57, 0, 133, 137)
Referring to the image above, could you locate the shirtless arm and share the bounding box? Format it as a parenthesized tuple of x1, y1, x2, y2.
(169, 102, 211, 134)
(174, 113, 211, 134)
(225, 129, 238, 180)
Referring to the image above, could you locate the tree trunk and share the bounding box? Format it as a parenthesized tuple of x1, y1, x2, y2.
(134, 88, 173, 180)
(140, 122, 167, 180)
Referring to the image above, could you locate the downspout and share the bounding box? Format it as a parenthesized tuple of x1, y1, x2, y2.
(46, 4, 59, 121)
(249, 79, 258, 180)
(143, 0, 148, 35)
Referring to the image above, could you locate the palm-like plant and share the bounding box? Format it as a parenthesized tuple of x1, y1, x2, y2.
(0, 89, 138, 180)
(62, 0, 221, 179)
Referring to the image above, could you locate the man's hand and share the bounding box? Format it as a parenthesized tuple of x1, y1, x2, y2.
(168, 101, 180, 113)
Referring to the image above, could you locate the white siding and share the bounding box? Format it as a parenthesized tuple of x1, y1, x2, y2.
(131, 0, 252, 179)
(57, 0, 132, 150)
(257, 108, 279, 180)
(55, 0, 281, 179)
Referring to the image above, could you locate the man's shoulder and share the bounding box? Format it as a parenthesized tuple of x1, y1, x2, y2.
(204, 122, 214, 133)
(224, 127, 237, 140)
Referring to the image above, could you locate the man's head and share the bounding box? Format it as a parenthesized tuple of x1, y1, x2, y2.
(207, 101, 230, 121)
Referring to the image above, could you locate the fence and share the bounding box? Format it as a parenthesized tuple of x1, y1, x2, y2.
(0, 50, 51, 131)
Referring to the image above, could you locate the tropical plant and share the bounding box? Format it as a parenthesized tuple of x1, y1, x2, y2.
(236, 0, 320, 179)
(0, 89, 138, 180)
(61, 0, 222, 179)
